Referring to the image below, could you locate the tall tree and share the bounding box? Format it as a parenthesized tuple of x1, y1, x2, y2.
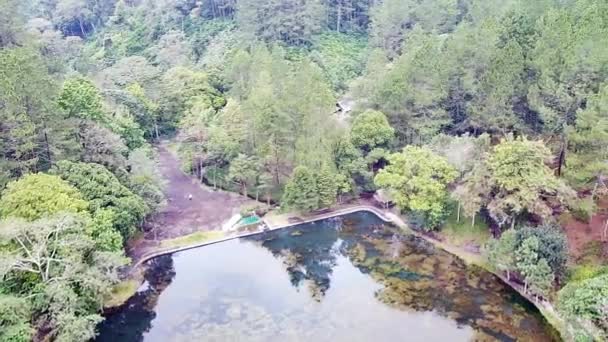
(375, 146, 458, 229)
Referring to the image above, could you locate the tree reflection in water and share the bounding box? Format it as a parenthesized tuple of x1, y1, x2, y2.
(249, 213, 559, 341)
(96, 256, 176, 342)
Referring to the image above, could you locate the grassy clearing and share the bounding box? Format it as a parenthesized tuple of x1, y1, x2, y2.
(440, 205, 491, 248)
(159, 230, 225, 249)
(104, 278, 140, 309)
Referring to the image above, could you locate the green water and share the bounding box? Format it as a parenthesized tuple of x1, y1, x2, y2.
(240, 215, 261, 225)
(96, 212, 558, 341)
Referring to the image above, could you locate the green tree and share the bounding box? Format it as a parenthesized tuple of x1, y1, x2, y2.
(127, 146, 165, 212)
(0, 173, 88, 221)
(374, 146, 458, 229)
(558, 274, 608, 336)
(52, 161, 148, 240)
(57, 77, 105, 122)
(486, 229, 517, 280)
(237, 0, 325, 46)
(516, 224, 568, 280)
(516, 236, 541, 293)
(317, 166, 338, 208)
(566, 83, 608, 189)
(0, 214, 126, 341)
(350, 110, 394, 151)
(228, 154, 260, 198)
(486, 135, 574, 228)
(0, 295, 33, 342)
(282, 166, 319, 212)
(526, 258, 554, 299)
(88, 209, 123, 253)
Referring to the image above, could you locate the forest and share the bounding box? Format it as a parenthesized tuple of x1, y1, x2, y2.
(0, 0, 607, 340)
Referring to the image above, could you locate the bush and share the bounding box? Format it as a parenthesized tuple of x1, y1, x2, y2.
(570, 264, 608, 282)
(571, 197, 596, 223)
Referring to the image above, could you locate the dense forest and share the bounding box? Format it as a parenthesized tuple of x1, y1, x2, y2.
(0, 0, 607, 340)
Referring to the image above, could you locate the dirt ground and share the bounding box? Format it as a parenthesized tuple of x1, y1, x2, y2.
(127, 143, 256, 260)
(562, 199, 608, 263)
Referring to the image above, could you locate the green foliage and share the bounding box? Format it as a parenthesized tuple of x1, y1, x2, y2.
(570, 197, 596, 223)
(350, 109, 394, 151)
(558, 274, 608, 337)
(127, 146, 165, 212)
(566, 83, 608, 188)
(317, 166, 339, 208)
(0, 295, 33, 342)
(57, 77, 105, 122)
(237, 0, 325, 46)
(282, 166, 320, 212)
(374, 146, 458, 229)
(228, 154, 260, 197)
(486, 229, 517, 278)
(52, 161, 148, 240)
(486, 135, 573, 227)
(0, 173, 88, 221)
(89, 209, 123, 252)
(309, 33, 367, 91)
(516, 224, 569, 280)
(0, 214, 126, 342)
(570, 264, 608, 283)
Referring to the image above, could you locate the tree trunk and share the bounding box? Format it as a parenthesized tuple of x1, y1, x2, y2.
(557, 129, 567, 177)
(267, 192, 271, 207)
(506, 269, 510, 281)
(78, 18, 85, 37)
(336, 3, 342, 32)
(511, 217, 515, 230)
(256, 189, 259, 202)
(154, 120, 160, 140)
(456, 202, 461, 223)
(471, 214, 475, 228)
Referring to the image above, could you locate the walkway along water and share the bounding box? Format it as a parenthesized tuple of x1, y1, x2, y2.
(129, 202, 566, 340)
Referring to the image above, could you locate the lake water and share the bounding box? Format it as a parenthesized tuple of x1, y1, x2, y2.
(96, 212, 559, 342)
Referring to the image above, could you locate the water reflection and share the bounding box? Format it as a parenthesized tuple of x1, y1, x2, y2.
(96, 212, 559, 342)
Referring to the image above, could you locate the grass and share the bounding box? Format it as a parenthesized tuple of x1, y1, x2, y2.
(440, 204, 491, 248)
(104, 278, 140, 309)
(159, 230, 225, 249)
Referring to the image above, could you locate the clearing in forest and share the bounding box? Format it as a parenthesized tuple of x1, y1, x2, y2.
(127, 142, 256, 259)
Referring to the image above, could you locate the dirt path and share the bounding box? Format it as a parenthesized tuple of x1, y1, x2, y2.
(127, 142, 256, 260)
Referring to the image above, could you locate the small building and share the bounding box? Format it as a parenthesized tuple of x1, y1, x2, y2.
(373, 189, 395, 209)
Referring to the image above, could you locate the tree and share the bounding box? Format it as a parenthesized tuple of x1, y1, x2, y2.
(228, 154, 259, 198)
(486, 229, 517, 280)
(486, 135, 574, 228)
(0, 48, 63, 183)
(237, 0, 326, 46)
(350, 109, 394, 151)
(0, 214, 126, 341)
(52, 161, 148, 240)
(0, 295, 33, 342)
(526, 258, 553, 299)
(516, 236, 541, 293)
(57, 77, 105, 122)
(516, 224, 568, 280)
(89, 209, 123, 253)
(127, 147, 165, 212)
(282, 166, 319, 212)
(558, 274, 608, 334)
(374, 146, 458, 229)
(317, 166, 338, 208)
(0, 173, 88, 221)
(77, 121, 129, 173)
(566, 83, 608, 189)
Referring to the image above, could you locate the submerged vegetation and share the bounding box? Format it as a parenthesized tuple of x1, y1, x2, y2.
(1, 0, 608, 340)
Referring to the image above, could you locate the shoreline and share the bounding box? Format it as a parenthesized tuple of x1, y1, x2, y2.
(121, 205, 568, 340)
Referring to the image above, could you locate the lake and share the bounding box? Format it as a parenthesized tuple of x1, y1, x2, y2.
(96, 212, 559, 341)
